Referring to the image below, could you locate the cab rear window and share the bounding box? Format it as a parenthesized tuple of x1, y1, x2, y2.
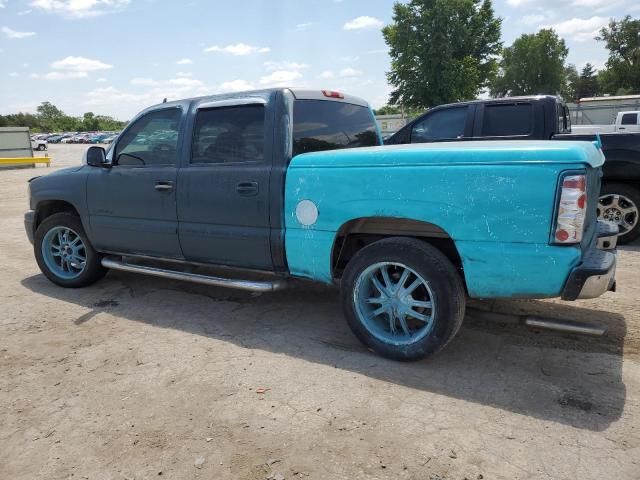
(293, 100, 380, 157)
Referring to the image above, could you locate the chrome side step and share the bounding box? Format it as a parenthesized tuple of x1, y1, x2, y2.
(101, 257, 287, 292)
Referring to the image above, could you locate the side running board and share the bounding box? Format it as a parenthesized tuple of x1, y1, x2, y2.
(101, 257, 287, 292)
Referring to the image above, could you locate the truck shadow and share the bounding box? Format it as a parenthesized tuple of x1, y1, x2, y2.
(21, 271, 628, 432)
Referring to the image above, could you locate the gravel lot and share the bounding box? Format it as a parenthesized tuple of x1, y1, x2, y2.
(1, 144, 639, 479)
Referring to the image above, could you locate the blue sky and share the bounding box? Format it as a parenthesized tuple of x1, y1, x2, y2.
(1, 0, 638, 120)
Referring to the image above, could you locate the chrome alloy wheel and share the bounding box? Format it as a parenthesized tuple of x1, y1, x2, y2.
(41, 226, 87, 280)
(353, 262, 436, 346)
(598, 193, 639, 238)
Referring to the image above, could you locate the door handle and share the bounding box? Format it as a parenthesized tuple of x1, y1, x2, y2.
(155, 181, 175, 192)
(236, 181, 258, 196)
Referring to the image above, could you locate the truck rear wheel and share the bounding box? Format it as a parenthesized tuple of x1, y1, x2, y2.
(598, 183, 640, 244)
(34, 212, 106, 288)
(341, 237, 466, 361)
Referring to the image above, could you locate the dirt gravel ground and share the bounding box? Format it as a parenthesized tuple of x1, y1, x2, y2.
(1, 145, 639, 479)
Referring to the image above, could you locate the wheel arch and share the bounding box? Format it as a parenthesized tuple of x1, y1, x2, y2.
(330, 216, 465, 286)
(34, 200, 82, 231)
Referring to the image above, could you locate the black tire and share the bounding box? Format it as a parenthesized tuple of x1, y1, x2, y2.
(38, 144, 46, 151)
(34, 212, 106, 288)
(599, 183, 640, 245)
(341, 237, 466, 361)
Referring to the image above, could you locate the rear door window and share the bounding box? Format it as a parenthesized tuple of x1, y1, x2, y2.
(411, 107, 468, 142)
(481, 103, 533, 136)
(292, 100, 380, 156)
(621, 113, 638, 125)
(191, 105, 265, 164)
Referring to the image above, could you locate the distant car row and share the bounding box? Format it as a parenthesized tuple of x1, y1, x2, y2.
(31, 132, 120, 146)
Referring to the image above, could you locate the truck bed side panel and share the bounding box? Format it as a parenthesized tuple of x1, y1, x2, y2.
(284, 159, 586, 298)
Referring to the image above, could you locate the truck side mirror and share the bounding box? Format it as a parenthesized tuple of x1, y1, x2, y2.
(85, 146, 109, 168)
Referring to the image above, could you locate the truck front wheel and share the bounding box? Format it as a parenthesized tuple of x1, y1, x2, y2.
(341, 237, 466, 361)
(34, 212, 106, 288)
(598, 183, 640, 244)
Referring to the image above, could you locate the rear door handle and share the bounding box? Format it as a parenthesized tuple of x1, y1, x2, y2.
(236, 181, 258, 196)
(155, 181, 175, 192)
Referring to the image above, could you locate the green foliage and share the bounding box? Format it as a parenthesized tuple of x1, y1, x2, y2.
(577, 63, 599, 99)
(596, 16, 640, 95)
(490, 29, 568, 97)
(374, 104, 424, 116)
(1, 102, 127, 133)
(562, 64, 580, 102)
(382, 0, 502, 109)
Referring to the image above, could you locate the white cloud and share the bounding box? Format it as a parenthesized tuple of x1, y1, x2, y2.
(366, 49, 386, 54)
(30, 0, 131, 18)
(507, 0, 535, 6)
(339, 67, 362, 77)
(51, 56, 112, 71)
(31, 71, 89, 80)
(264, 61, 309, 71)
(259, 70, 303, 86)
(18, 9, 33, 15)
(295, 22, 312, 31)
(131, 77, 159, 86)
(9, 72, 18, 77)
(544, 16, 608, 41)
(204, 43, 270, 55)
(2, 26, 37, 39)
(218, 79, 254, 92)
(176, 58, 193, 65)
(522, 14, 545, 25)
(0, 0, 6, 7)
(343, 16, 383, 31)
(320, 71, 335, 79)
(176, 71, 193, 77)
(96, 77, 107, 82)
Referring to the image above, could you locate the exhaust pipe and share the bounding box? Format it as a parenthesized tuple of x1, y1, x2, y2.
(466, 308, 607, 337)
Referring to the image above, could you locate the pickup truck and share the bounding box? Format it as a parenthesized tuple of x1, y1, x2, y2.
(386, 95, 640, 243)
(572, 111, 640, 134)
(24, 88, 617, 361)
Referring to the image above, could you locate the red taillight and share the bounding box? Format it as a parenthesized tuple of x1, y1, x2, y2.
(322, 90, 344, 99)
(553, 174, 587, 244)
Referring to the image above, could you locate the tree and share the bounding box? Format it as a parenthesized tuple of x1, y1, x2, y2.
(375, 105, 402, 116)
(82, 112, 99, 131)
(1, 102, 126, 132)
(36, 101, 65, 132)
(382, 0, 502, 109)
(576, 63, 599, 99)
(596, 16, 640, 95)
(562, 64, 580, 102)
(490, 29, 568, 97)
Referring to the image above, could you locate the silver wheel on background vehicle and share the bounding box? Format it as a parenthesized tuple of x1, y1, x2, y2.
(353, 261, 436, 346)
(598, 193, 639, 238)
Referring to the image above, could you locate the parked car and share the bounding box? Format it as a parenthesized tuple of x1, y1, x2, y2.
(24, 88, 617, 361)
(31, 138, 47, 151)
(572, 111, 640, 134)
(386, 95, 640, 243)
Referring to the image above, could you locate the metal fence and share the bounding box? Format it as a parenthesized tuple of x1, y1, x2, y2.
(568, 100, 640, 125)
